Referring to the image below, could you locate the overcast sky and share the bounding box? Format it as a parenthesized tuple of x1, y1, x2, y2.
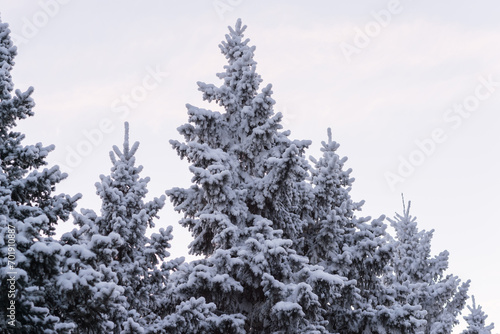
(1, 1, 499, 331)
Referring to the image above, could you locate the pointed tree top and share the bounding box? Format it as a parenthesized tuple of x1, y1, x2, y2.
(110, 122, 139, 163)
(402, 194, 410, 215)
(463, 295, 495, 333)
(229, 18, 246, 36)
(319, 127, 340, 154)
(220, 18, 253, 65)
(124, 121, 130, 156)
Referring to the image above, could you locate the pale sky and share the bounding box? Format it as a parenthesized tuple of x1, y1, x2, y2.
(1, 1, 499, 331)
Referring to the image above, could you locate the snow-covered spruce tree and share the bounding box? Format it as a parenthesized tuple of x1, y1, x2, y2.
(305, 128, 394, 333)
(305, 128, 365, 266)
(385, 201, 470, 334)
(461, 296, 494, 334)
(165, 19, 343, 333)
(61, 123, 182, 333)
(0, 18, 79, 333)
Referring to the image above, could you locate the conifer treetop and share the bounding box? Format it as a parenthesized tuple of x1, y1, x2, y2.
(387, 197, 471, 333)
(110, 121, 140, 165)
(197, 18, 264, 115)
(461, 296, 495, 334)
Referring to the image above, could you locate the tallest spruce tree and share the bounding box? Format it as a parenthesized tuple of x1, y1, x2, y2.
(0, 18, 79, 332)
(168, 18, 313, 259)
(166, 19, 344, 333)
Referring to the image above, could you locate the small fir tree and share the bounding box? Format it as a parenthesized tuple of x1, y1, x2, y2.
(386, 200, 470, 334)
(306, 128, 393, 333)
(461, 296, 494, 334)
(62, 123, 182, 333)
